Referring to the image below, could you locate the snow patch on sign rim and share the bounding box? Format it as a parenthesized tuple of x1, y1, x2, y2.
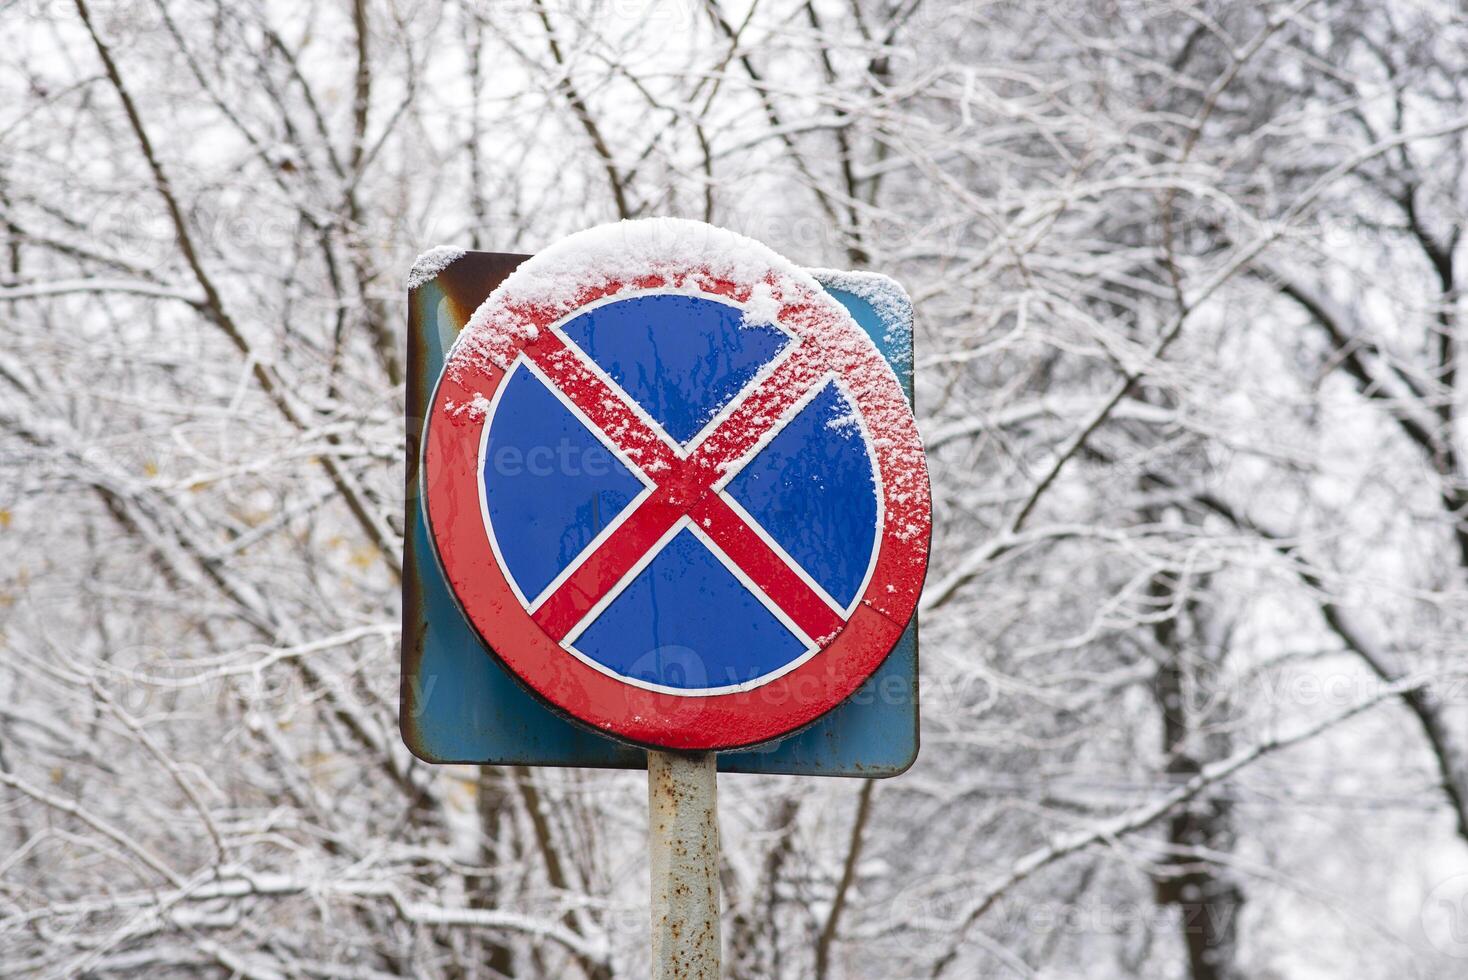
(407, 244, 467, 290)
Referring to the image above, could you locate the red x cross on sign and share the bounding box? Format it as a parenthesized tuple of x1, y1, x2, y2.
(521, 326, 847, 647)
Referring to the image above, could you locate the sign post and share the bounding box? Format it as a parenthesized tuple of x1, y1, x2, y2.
(648, 750, 720, 979)
(407, 218, 932, 974)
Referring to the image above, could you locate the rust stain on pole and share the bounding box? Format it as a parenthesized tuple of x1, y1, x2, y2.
(648, 750, 721, 979)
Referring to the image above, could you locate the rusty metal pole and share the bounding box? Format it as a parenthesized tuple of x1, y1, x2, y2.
(648, 750, 720, 979)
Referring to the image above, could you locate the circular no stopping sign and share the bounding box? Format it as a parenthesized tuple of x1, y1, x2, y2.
(422, 219, 931, 750)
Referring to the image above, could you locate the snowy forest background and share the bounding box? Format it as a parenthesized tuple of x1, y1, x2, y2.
(3, 0, 1468, 976)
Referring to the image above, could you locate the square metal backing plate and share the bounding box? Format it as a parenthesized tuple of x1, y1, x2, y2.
(402, 252, 919, 776)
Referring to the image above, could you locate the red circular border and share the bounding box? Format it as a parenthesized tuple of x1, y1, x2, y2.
(423, 257, 931, 751)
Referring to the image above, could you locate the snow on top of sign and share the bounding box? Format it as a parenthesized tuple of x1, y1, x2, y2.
(407, 245, 467, 290)
(482, 218, 823, 312)
(455, 218, 831, 371)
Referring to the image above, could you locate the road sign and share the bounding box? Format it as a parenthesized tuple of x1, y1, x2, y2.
(415, 220, 931, 752)
(403, 255, 920, 774)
